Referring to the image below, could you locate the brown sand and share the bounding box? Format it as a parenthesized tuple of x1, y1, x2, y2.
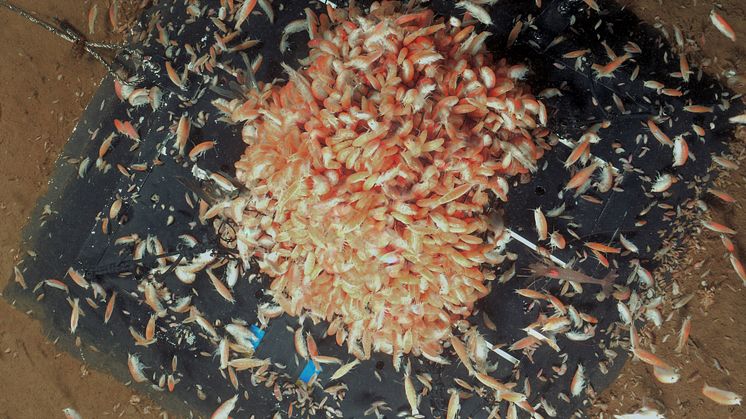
(588, 1, 746, 418)
(0, 1, 160, 418)
(0, 0, 744, 418)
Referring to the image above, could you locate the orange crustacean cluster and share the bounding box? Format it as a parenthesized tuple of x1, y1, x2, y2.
(212, 1, 549, 359)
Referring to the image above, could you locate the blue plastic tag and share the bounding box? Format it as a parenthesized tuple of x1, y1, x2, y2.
(298, 359, 322, 384)
(249, 324, 265, 349)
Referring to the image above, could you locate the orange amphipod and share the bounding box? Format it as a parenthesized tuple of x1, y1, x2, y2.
(710, 10, 736, 42)
(730, 254, 746, 285)
(67, 267, 89, 289)
(565, 163, 598, 190)
(175, 115, 190, 156)
(189, 141, 216, 161)
(591, 54, 630, 78)
(702, 383, 742, 405)
(702, 220, 736, 235)
(234, 0, 257, 29)
(646, 119, 672, 146)
(633, 347, 673, 370)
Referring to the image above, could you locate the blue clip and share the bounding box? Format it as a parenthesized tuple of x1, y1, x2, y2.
(249, 324, 265, 349)
(298, 360, 322, 384)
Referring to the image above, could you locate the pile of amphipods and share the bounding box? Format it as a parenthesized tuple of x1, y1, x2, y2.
(11, 0, 746, 418)
(211, 1, 547, 360)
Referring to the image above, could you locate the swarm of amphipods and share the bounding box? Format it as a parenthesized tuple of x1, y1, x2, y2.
(211, 1, 547, 358)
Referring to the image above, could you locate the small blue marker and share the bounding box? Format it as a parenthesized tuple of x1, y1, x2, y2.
(249, 324, 265, 349)
(298, 360, 322, 384)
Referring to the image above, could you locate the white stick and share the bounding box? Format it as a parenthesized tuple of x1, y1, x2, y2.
(491, 345, 520, 366)
(506, 228, 568, 268)
(317, 0, 338, 8)
(524, 327, 560, 352)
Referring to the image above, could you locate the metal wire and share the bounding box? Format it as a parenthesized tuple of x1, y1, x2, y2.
(0, 0, 138, 85)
